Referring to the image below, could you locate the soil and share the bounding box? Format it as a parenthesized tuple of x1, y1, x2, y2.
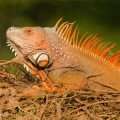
(0, 63, 120, 120)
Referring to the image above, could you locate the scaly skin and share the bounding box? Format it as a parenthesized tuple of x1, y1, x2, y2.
(0, 19, 120, 97)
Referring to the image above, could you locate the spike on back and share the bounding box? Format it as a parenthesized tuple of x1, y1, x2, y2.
(54, 18, 120, 71)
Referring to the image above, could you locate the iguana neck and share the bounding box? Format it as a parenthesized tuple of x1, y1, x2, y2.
(44, 27, 76, 70)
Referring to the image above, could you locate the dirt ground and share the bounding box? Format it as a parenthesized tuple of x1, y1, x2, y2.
(0, 63, 120, 120)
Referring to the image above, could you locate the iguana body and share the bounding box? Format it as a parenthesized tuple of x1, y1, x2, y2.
(1, 18, 120, 96)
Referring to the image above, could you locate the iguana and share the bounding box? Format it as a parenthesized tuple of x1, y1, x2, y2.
(0, 18, 120, 97)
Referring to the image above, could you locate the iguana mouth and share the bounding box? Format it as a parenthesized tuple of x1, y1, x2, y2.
(6, 38, 22, 57)
(6, 38, 30, 71)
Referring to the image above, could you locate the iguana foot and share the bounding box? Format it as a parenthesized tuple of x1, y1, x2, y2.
(17, 86, 42, 98)
(17, 82, 56, 98)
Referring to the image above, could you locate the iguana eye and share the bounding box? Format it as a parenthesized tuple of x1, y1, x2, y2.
(26, 30, 31, 33)
(24, 28, 33, 35)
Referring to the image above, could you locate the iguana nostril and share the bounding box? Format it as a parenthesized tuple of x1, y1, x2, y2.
(9, 28, 11, 31)
(7, 27, 16, 32)
(6, 27, 13, 33)
(8, 27, 11, 32)
(9, 27, 13, 31)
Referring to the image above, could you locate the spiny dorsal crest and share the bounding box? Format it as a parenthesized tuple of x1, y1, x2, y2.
(54, 18, 120, 71)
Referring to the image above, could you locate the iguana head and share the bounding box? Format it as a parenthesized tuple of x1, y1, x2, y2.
(6, 27, 51, 68)
(6, 27, 49, 55)
(6, 19, 75, 69)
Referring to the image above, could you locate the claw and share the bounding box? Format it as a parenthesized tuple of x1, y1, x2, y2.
(41, 82, 51, 92)
(32, 85, 41, 90)
(32, 82, 52, 93)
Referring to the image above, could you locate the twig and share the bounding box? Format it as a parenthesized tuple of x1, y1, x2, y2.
(56, 102, 61, 120)
(0, 106, 3, 120)
(61, 99, 120, 117)
(39, 95, 49, 120)
(18, 106, 39, 120)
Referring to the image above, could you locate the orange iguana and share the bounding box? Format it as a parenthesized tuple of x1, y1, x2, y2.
(0, 18, 120, 97)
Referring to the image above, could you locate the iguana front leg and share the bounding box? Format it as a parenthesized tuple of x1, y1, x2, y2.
(23, 59, 54, 89)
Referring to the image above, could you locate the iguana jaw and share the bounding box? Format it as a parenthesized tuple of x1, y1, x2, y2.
(7, 38, 21, 57)
(6, 34, 35, 56)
